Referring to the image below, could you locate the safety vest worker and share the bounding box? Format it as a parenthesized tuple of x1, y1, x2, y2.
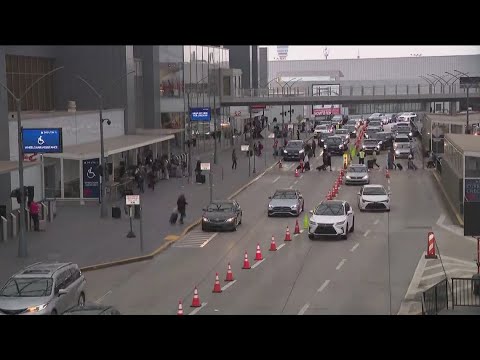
(343, 152, 349, 169)
(358, 149, 366, 165)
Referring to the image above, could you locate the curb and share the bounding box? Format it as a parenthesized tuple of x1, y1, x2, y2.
(81, 158, 281, 273)
(431, 171, 464, 227)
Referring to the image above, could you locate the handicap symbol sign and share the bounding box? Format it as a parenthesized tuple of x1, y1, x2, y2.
(37, 135, 45, 145)
(86, 167, 96, 179)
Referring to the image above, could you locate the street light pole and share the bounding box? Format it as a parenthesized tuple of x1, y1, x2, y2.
(454, 70, 472, 134)
(0, 66, 64, 258)
(76, 71, 135, 219)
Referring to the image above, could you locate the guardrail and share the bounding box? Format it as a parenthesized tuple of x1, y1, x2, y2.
(233, 84, 480, 98)
(451, 277, 480, 308)
(421, 278, 449, 315)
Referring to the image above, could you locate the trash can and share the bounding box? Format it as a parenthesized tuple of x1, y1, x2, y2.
(112, 206, 121, 219)
(472, 274, 480, 296)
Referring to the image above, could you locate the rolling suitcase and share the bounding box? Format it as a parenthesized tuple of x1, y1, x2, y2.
(196, 173, 206, 184)
(396, 163, 403, 170)
(367, 159, 374, 169)
(112, 206, 121, 219)
(170, 211, 178, 225)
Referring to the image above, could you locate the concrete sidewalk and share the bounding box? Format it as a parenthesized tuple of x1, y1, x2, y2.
(0, 131, 310, 285)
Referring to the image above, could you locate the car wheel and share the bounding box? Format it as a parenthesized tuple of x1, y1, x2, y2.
(350, 217, 355, 233)
(51, 309, 58, 315)
(239, 213, 242, 224)
(342, 224, 349, 240)
(201, 224, 207, 231)
(308, 233, 314, 240)
(78, 292, 85, 307)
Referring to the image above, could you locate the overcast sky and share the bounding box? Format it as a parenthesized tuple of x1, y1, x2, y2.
(265, 46, 480, 60)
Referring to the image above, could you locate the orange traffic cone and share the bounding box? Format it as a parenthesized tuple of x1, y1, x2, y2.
(295, 168, 299, 177)
(294, 219, 300, 234)
(212, 272, 222, 293)
(225, 263, 234, 281)
(177, 300, 184, 315)
(279, 160, 283, 169)
(327, 190, 332, 200)
(242, 251, 251, 269)
(338, 175, 343, 185)
(269, 236, 277, 251)
(285, 226, 292, 241)
(191, 287, 201, 307)
(254, 243, 263, 261)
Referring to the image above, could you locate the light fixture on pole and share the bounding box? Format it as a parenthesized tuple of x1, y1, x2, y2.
(454, 70, 473, 134)
(76, 70, 136, 219)
(0, 66, 64, 258)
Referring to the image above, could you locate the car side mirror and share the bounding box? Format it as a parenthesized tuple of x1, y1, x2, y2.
(58, 289, 68, 296)
(357, 192, 361, 196)
(309, 210, 313, 215)
(348, 210, 353, 215)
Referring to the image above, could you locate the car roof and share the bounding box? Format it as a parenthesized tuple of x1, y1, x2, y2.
(327, 135, 342, 139)
(363, 184, 384, 188)
(210, 200, 234, 205)
(321, 200, 345, 205)
(349, 164, 367, 168)
(14, 262, 73, 278)
(275, 188, 298, 193)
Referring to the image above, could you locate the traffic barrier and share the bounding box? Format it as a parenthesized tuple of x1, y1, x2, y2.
(269, 236, 277, 251)
(191, 287, 201, 307)
(242, 251, 251, 269)
(295, 168, 299, 177)
(284, 226, 292, 241)
(254, 243, 263, 261)
(327, 190, 332, 200)
(386, 169, 390, 179)
(425, 232, 438, 259)
(303, 214, 309, 229)
(177, 300, 184, 315)
(212, 272, 222, 293)
(338, 175, 343, 185)
(294, 220, 300, 234)
(225, 263, 234, 281)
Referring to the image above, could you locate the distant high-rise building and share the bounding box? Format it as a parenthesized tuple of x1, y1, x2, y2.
(277, 45, 289, 60)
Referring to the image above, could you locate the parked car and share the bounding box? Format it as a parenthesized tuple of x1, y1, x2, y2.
(357, 185, 391, 212)
(345, 164, 369, 185)
(282, 140, 305, 161)
(64, 303, 121, 315)
(201, 200, 243, 232)
(268, 189, 304, 217)
(0, 262, 86, 315)
(308, 200, 355, 240)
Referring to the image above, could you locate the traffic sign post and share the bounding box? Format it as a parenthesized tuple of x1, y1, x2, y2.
(201, 162, 213, 203)
(125, 195, 139, 239)
(241, 145, 251, 177)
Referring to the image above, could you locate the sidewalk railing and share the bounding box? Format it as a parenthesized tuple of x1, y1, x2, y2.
(451, 277, 480, 308)
(421, 278, 449, 315)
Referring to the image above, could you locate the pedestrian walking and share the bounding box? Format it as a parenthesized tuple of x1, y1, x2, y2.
(177, 194, 188, 225)
(232, 148, 238, 170)
(311, 139, 316, 157)
(372, 150, 380, 168)
(28, 200, 40, 231)
(296, 128, 300, 140)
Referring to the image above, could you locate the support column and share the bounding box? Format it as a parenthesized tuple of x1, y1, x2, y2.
(154, 142, 158, 160)
(79, 159, 84, 205)
(60, 158, 65, 199)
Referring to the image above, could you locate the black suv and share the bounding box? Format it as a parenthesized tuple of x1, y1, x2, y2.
(324, 135, 347, 155)
(282, 140, 305, 161)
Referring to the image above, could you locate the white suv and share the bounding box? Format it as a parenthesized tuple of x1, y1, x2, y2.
(308, 200, 355, 240)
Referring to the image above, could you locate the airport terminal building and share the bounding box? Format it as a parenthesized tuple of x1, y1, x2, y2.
(268, 54, 480, 115)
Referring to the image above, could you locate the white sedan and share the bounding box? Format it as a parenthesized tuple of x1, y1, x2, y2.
(308, 200, 355, 240)
(357, 185, 391, 212)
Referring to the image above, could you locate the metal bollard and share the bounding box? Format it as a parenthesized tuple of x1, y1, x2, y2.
(10, 212, 17, 238)
(25, 209, 31, 232)
(1, 216, 7, 242)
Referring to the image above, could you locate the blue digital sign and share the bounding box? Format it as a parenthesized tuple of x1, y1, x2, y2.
(22, 128, 63, 154)
(83, 158, 100, 199)
(190, 107, 211, 121)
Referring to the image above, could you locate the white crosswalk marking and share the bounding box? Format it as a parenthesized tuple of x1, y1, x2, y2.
(173, 229, 218, 248)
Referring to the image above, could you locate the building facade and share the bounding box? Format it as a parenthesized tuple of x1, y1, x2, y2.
(267, 54, 480, 115)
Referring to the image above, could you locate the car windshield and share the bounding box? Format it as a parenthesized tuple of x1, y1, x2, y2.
(369, 122, 381, 126)
(397, 143, 410, 149)
(336, 129, 348, 134)
(395, 137, 409, 143)
(397, 128, 410, 133)
(314, 203, 345, 216)
(348, 166, 366, 173)
(273, 191, 297, 199)
(0, 278, 53, 297)
(286, 142, 303, 149)
(326, 138, 341, 144)
(316, 125, 327, 130)
(364, 140, 378, 145)
(363, 187, 386, 196)
(319, 133, 330, 139)
(207, 203, 234, 212)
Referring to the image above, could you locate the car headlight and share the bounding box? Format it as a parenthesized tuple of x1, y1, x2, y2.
(226, 217, 235, 222)
(291, 205, 298, 209)
(283, 150, 287, 154)
(395, 150, 400, 155)
(27, 304, 47, 313)
(299, 149, 304, 153)
(346, 175, 351, 179)
(339, 144, 343, 149)
(379, 141, 383, 144)
(409, 132, 413, 136)
(336, 220, 346, 226)
(202, 217, 210, 222)
(268, 204, 273, 209)
(362, 175, 368, 179)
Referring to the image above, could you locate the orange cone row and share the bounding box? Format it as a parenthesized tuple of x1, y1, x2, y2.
(180, 225, 304, 314)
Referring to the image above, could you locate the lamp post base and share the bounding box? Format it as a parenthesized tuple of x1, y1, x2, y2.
(127, 231, 136, 238)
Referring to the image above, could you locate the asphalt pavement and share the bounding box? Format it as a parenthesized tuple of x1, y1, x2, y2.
(84, 123, 450, 315)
